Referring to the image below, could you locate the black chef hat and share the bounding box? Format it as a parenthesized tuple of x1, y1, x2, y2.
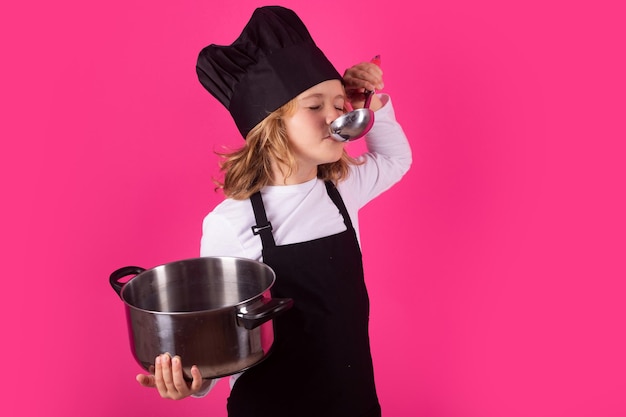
(196, 6, 342, 138)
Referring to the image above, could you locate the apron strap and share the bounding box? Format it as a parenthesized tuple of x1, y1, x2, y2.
(324, 180, 354, 230)
(250, 191, 276, 248)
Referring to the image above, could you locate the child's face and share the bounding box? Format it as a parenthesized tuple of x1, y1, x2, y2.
(282, 80, 347, 170)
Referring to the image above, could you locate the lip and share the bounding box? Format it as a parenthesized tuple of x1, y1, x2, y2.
(322, 136, 342, 143)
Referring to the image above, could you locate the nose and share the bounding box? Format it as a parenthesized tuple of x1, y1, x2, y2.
(325, 106, 343, 125)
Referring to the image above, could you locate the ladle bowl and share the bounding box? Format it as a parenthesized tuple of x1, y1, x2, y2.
(329, 90, 375, 142)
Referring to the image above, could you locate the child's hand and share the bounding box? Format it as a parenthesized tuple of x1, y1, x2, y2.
(343, 57, 384, 111)
(136, 353, 205, 400)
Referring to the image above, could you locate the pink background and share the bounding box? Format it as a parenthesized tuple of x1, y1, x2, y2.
(1, 0, 625, 416)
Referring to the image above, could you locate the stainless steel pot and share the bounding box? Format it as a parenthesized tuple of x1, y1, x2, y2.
(110, 256, 293, 379)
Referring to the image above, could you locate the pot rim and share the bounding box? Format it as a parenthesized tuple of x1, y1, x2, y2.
(116, 256, 275, 315)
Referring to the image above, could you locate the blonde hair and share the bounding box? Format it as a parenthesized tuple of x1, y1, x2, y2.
(216, 98, 361, 200)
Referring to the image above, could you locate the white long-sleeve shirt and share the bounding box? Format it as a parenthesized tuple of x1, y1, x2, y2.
(200, 94, 411, 260)
(195, 94, 411, 396)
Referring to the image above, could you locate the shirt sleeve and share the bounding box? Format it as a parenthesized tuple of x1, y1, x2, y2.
(343, 94, 413, 208)
(200, 212, 248, 258)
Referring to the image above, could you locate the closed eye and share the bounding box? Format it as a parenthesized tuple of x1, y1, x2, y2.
(307, 105, 345, 112)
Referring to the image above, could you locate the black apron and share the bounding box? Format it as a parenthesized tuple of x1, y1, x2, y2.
(226, 181, 381, 417)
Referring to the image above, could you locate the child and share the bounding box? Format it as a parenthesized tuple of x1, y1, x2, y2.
(136, 6, 411, 417)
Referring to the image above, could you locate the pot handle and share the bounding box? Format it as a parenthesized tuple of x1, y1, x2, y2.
(237, 298, 294, 330)
(109, 266, 146, 297)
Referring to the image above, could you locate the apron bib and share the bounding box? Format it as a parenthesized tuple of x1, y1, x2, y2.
(226, 181, 381, 417)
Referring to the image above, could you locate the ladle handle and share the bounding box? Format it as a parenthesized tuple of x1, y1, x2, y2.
(363, 90, 374, 109)
(362, 55, 380, 109)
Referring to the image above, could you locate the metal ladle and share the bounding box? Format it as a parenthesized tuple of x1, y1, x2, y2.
(329, 89, 375, 142)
